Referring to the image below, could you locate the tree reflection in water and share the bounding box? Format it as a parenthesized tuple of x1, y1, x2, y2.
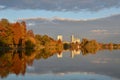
(0, 43, 120, 78)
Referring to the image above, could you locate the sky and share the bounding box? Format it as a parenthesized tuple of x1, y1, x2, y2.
(0, 0, 120, 42)
(0, 0, 120, 21)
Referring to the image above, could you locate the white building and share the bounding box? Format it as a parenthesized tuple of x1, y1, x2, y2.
(57, 35, 63, 41)
(57, 52, 63, 58)
(71, 35, 80, 43)
(71, 50, 81, 58)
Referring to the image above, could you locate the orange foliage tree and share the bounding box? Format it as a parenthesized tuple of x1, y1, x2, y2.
(0, 19, 27, 47)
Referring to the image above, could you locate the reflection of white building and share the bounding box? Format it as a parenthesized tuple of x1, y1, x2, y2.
(71, 50, 81, 58)
(57, 52, 63, 58)
(71, 35, 80, 43)
(57, 35, 63, 41)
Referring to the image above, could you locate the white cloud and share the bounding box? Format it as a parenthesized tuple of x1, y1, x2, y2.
(104, 32, 120, 35)
(0, 0, 120, 11)
(90, 29, 120, 35)
(0, 5, 6, 9)
(90, 29, 108, 33)
(91, 61, 108, 64)
(91, 58, 111, 64)
(18, 17, 48, 21)
(17, 17, 98, 23)
(52, 16, 81, 21)
(27, 23, 35, 26)
(27, 66, 35, 71)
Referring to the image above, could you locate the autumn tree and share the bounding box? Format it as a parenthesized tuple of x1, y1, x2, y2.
(0, 19, 13, 45)
(0, 19, 27, 47)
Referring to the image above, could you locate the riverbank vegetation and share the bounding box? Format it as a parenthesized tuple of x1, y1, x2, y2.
(0, 19, 63, 51)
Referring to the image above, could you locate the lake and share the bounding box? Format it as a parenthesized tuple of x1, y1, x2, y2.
(0, 47, 120, 80)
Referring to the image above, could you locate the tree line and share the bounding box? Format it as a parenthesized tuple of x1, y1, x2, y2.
(0, 19, 58, 49)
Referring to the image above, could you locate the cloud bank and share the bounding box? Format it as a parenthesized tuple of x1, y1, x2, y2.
(18, 14, 120, 43)
(0, 0, 120, 11)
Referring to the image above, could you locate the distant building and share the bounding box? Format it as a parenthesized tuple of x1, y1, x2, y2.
(71, 35, 74, 43)
(57, 35, 63, 41)
(71, 35, 80, 43)
(57, 52, 63, 58)
(71, 50, 81, 58)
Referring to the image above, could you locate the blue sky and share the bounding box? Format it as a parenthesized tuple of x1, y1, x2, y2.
(0, 0, 120, 22)
(0, 7, 120, 22)
(0, 0, 120, 39)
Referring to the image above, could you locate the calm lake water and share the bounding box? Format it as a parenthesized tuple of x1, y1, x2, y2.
(0, 49, 120, 80)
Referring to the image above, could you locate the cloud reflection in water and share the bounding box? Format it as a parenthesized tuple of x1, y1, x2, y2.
(5, 72, 119, 80)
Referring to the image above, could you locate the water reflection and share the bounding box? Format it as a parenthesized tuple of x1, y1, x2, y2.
(4, 72, 119, 80)
(0, 44, 120, 79)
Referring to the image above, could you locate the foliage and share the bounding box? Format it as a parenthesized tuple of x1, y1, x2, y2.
(25, 49, 34, 56)
(0, 19, 36, 49)
(80, 38, 100, 55)
(0, 19, 13, 45)
(25, 40, 35, 49)
(35, 48, 55, 59)
(0, 19, 27, 46)
(63, 43, 70, 50)
(35, 34, 54, 46)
